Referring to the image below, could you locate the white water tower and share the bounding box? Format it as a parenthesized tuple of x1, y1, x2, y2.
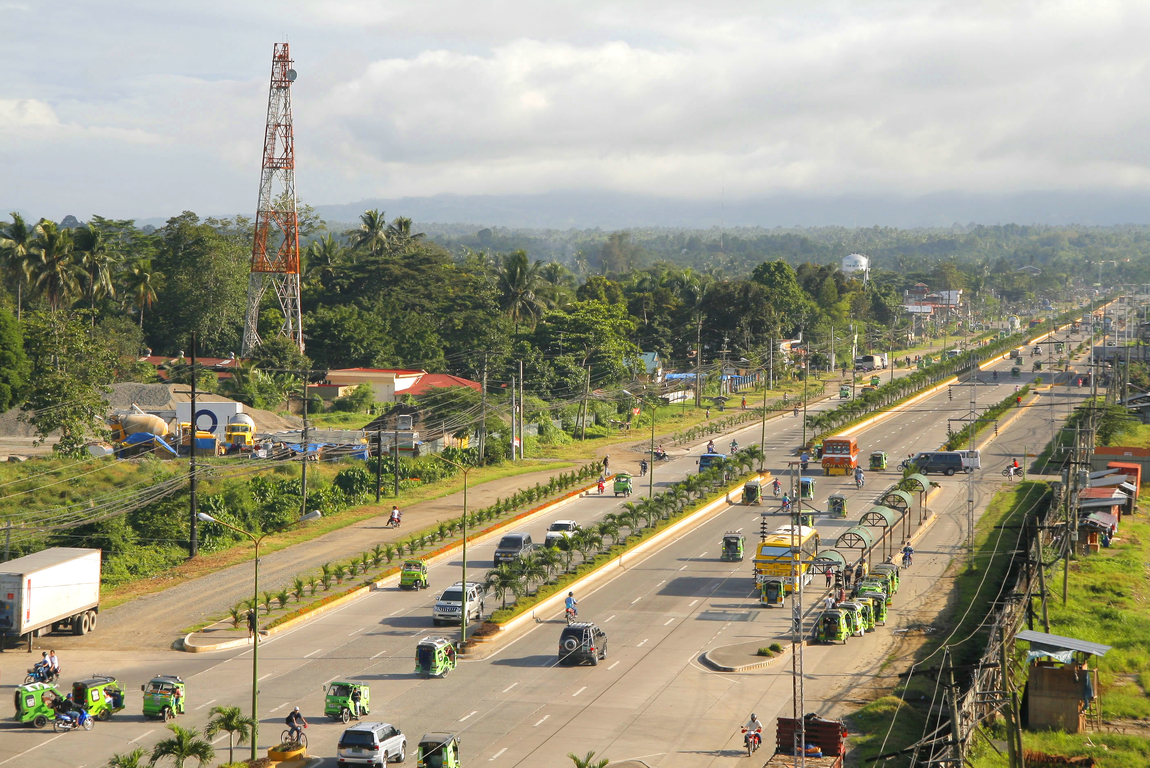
(841, 253, 869, 282)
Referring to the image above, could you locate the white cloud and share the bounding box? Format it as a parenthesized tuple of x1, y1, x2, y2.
(4, 0, 1150, 218)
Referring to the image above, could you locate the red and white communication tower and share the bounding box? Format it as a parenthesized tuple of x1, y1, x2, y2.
(241, 43, 303, 356)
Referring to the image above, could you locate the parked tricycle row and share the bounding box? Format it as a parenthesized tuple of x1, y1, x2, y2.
(814, 563, 901, 644)
(14, 673, 180, 730)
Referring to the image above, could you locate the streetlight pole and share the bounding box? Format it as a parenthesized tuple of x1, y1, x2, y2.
(431, 454, 474, 647)
(195, 510, 322, 760)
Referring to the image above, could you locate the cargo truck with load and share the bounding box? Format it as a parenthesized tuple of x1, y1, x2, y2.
(0, 548, 102, 649)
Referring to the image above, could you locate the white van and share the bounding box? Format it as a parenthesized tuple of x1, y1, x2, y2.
(957, 450, 980, 472)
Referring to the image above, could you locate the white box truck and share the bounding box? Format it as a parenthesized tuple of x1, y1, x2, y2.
(0, 548, 101, 648)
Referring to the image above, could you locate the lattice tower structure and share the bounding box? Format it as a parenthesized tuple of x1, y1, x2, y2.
(241, 42, 303, 356)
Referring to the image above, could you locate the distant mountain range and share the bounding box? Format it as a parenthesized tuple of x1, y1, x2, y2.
(12, 189, 1150, 232)
(311, 190, 1150, 230)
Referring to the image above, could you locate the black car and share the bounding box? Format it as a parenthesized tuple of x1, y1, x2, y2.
(558, 622, 608, 666)
(493, 532, 536, 565)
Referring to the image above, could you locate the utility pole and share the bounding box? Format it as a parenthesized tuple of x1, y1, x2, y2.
(188, 336, 199, 558)
(788, 459, 806, 768)
(393, 413, 400, 499)
(301, 375, 309, 517)
(510, 374, 517, 460)
(759, 365, 769, 472)
(519, 359, 525, 460)
(375, 429, 383, 502)
(580, 367, 591, 441)
(695, 316, 703, 408)
(479, 354, 488, 459)
(946, 648, 966, 767)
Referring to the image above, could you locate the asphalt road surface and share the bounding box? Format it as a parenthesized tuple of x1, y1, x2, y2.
(0, 325, 1092, 767)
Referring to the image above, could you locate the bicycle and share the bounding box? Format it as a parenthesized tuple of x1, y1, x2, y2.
(281, 728, 308, 749)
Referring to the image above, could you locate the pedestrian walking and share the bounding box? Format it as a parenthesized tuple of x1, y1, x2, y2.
(837, 587, 846, 603)
(825, 568, 833, 589)
(823, 595, 835, 610)
(247, 609, 258, 640)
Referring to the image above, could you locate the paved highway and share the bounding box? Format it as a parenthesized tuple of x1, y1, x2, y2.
(0, 326, 1091, 767)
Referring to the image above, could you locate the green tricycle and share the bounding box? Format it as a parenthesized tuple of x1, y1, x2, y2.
(859, 578, 893, 606)
(74, 675, 125, 721)
(869, 451, 888, 471)
(759, 577, 785, 607)
(856, 590, 888, 625)
(800, 476, 815, 499)
(323, 680, 370, 723)
(613, 472, 634, 497)
(870, 375, 881, 387)
(417, 732, 461, 768)
(14, 682, 64, 728)
(827, 494, 847, 518)
(837, 602, 865, 637)
(142, 675, 185, 721)
(400, 560, 430, 590)
(415, 636, 458, 678)
(742, 480, 762, 505)
(839, 386, 851, 399)
(1011, 366, 1021, 379)
(841, 599, 875, 632)
(720, 533, 744, 562)
(871, 563, 901, 593)
(816, 610, 849, 644)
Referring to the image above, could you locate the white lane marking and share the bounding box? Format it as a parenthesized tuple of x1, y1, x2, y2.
(303, 648, 322, 658)
(688, 599, 699, 607)
(572, 686, 587, 697)
(194, 699, 217, 711)
(270, 702, 289, 713)
(637, 638, 649, 647)
(389, 608, 405, 616)
(258, 672, 274, 681)
(371, 650, 388, 659)
(348, 627, 365, 636)
(502, 682, 518, 693)
(608, 661, 620, 670)
(130, 730, 155, 744)
(323, 675, 340, 684)
(460, 710, 478, 721)
(604, 615, 616, 622)
(679, 565, 688, 571)
(698, 552, 707, 558)
(664, 618, 675, 626)
(0, 734, 66, 765)
(631, 597, 641, 604)
(213, 733, 229, 744)
(490, 748, 508, 761)
(735, 527, 742, 533)
(534, 715, 550, 727)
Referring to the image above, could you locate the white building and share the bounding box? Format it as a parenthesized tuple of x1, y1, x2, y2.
(841, 253, 870, 282)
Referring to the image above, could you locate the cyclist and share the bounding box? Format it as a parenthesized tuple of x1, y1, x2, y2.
(286, 707, 308, 742)
(781, 493, 792, 513)
(902, 543, 914, 568)
(707, 439, 716, 453)
(793, 405, 800, 417)
(800, 452, 809, 472)
(730, 439, 739, 453)
(854, 466, 865, 489)
(565, 592, 578, 620)
(639, 459, 648, 476)
(993, 370, 998, 381)
(771, 478, 781, 497)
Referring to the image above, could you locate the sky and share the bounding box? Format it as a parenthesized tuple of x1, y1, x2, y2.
(4, 1, 1150, 224)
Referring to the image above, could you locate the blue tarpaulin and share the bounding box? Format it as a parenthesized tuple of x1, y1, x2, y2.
(287, 444, 325, 453)
(121, 432, 177, 455)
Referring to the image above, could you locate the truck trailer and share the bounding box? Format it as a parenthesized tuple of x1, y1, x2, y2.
(0, 548, 101, 649)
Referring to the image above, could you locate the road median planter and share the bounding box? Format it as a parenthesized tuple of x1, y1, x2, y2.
(268, 743, 307, 761)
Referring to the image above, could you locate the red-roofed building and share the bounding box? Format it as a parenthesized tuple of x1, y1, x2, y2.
(404, 373, 482, 398)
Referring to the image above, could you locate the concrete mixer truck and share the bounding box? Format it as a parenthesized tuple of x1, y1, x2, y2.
(224, 413, 256, 453)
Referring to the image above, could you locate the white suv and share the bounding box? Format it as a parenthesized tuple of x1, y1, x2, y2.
(336, 721, 406, 765)
(433, 582, 485, 626)
(545, 520, 580, 547)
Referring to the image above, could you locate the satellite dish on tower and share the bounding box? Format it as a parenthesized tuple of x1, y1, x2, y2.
(286, 69, 297, 81)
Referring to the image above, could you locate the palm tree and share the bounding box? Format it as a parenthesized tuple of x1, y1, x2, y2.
(304, 233, 346, 288)
(386, 216, 424, 244)
(568, 751, 610, 768)
(597, 520, 620, 549)
(73, 224, 118, 317)
(484, 564, 520, 608)
(148, 723, 215, 768)
(348, 209, 389, 258)
(534, 546, 562, 582)
(514, 555, 547, 595)
(27, 219, 82, 311)
(496, 250, 546, 335)
(122, 258, 160, 328)
(577, 529, 602, 560)
(204, 705, 255, 765)
(0, 212, 33, 319)
(105, 748, 148, 768)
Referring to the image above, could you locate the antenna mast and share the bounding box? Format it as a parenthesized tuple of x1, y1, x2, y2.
(241, 42, 303, 356)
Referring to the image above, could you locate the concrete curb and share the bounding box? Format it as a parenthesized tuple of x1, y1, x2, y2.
(468, 473, 771, 654)
(702, 641, 794, 672)
(182, 474, 608, 652)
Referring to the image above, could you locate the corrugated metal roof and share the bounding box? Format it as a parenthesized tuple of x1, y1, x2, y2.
(1078, 497, 1121, 509)
(1089, 469, 1120, 478)
(1016, 630, 1111, 657)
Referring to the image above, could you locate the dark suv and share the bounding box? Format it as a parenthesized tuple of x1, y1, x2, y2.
(558, 622, 608, 666)
(909, 451, 965, 476)
(493, 532, 536, 565)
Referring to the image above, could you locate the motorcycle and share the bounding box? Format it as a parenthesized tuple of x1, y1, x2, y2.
(565, 607, 577, 625)
(855, 477, 865, 490)
(24, 664, 54, 685)
(385, 513, 401, 528)
(730, 441, 739, 453)
(902, 551, 913, 568)
(772, 482, 780, 498)
(639, 461, 648, 476)
(654, 451, 672, 462)
(54, 710, 94, 733)
(742, 728, 762, 757)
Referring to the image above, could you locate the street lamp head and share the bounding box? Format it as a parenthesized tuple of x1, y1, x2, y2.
(196, 512, 217, 523)
(299, 510, 322, 523)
